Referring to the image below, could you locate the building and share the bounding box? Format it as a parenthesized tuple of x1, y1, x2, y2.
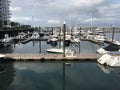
(0, 0, 11, 26)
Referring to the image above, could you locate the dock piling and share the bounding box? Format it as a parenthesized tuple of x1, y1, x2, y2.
(63, 22, 66, 57)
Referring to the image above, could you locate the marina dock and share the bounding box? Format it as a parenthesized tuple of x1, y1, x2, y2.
(4, 53, 102, 61)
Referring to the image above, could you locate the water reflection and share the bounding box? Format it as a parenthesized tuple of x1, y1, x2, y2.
(0, 62, 15, 90)
(4, 62, 120, 90)
(97, 64, 120, 77)
(97, 64, 110, 74)
(4, 40, 100, 54)
(0, 44, 14, 53)
(8, 62, 64, 90)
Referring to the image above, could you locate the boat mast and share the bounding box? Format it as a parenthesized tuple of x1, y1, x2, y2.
(90, 12, 93, 31)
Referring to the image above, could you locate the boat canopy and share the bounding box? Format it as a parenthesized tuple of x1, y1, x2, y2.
(104, 44, 120, 51)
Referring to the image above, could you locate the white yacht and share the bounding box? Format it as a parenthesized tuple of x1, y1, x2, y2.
(109, 39, 120, 45)
(46, 48, 74, 54)
(95, 27, 104, 34)
(31, 31, 39, 39)
(46, 47, 75, 57)
(97, 52, 120, 67)
(97, 48, 108, 54)
(70, 35, 80, 43)
(94, 34, 106, 42)
(16, 32, 26, 39)
(97, 42, 120, 54)
(93, 27, 106, 42)
(71, 27, 80, 35)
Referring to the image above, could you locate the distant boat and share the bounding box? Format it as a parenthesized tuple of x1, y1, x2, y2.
(31, 31, 39, 39)
(97, 52, 120, 67)
(47, 35, 58, 46)
(16, 32, 26, 39)
(70, 35, 81, 43)
(0, 34, 13, 46)
(95, 27, 104, 33)
(50, 38, 58, 46)
(39, 32, 44, 37)
(93, 34, 106, 42)
(109, 39, 120, 46)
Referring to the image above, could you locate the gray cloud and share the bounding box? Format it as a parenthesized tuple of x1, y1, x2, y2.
(10, 0, 120, 26)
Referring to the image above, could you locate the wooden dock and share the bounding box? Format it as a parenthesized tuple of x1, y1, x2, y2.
(4, 53, 102, 61)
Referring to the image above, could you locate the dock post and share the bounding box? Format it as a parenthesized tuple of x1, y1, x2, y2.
(52, 27, 53, 35)
(59, 27, 61, 48)
(79, 26, 81, 53)
(112, 25, 115, 42)
(39, 26, 41, 53)
(63, 22, 66, 57)
(79, 26, 81, 40)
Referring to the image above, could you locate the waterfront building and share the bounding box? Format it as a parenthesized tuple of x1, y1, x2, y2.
(0, 0, 11, 26)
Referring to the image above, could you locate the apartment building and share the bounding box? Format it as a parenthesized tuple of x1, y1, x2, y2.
(0, 0, 10, 24)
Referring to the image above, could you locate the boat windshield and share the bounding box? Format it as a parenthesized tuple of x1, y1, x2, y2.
(107, 51, 120, 55)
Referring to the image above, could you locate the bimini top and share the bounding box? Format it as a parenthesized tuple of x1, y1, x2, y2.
(104, 44, 120, 51)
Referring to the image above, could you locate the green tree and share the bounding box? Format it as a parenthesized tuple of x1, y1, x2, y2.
(10, 21, 20, 28)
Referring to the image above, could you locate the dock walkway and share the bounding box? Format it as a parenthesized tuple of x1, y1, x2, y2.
(4, 53, 102, 61)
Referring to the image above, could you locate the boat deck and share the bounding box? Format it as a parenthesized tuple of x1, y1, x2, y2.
(4, 53, 102, 61)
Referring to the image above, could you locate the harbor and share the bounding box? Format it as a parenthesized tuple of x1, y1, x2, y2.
(1, 0, 120, 90)
(0, 25, 120, 62)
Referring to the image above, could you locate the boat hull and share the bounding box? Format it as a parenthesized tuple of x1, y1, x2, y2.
(46, 48, 63, 54)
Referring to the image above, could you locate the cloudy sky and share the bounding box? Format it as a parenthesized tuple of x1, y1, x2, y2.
(10, 0, 120, 26)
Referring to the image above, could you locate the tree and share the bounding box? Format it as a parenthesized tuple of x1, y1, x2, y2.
(10, 21, 20, 28)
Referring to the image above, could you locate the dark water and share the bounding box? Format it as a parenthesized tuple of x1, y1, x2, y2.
(0, 62, 120, 90)
(13, 41, 98, 54)
(0, 40, 100, 54)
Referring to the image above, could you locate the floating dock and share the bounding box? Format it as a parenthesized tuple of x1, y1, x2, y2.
(4, 53, 102, 61)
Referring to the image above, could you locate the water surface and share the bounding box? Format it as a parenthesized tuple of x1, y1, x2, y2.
(0, 62, 120, 90)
